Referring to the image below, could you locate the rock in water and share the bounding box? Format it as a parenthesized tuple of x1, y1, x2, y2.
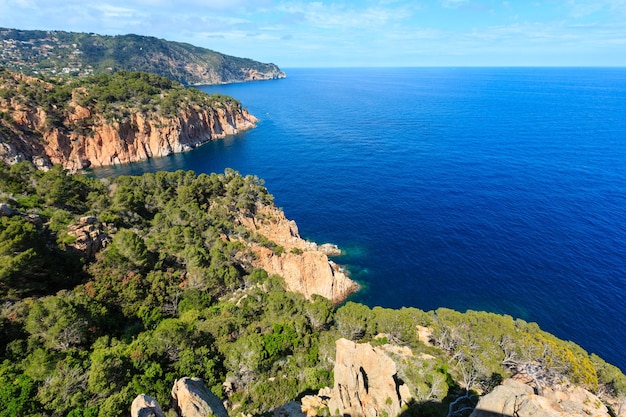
(131, 394, 165, 417)
(172, 377, 230, 417)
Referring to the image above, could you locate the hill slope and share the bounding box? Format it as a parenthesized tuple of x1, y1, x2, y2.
(0, 27, 286, 85)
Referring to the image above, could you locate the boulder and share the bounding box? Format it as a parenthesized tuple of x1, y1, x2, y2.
(131, 394, 165, 417)
(470, 379, 610, 417)
(0, 203, 13, 216)
(318, 243, 342, 256)
(172, 377, 229, 417)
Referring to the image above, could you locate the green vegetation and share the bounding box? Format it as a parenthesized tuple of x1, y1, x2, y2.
(0, 161, 624, 416)
(0, 68, 244, 134)
(0, 27, 284, 85)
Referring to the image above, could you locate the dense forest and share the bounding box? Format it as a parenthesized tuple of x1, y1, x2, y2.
(1, 162, 625, 417)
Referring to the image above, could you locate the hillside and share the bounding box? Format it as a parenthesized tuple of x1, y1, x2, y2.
(0, 68, 258, 170)
(0, 27, 286, 85)
(0, 164, 625, 417)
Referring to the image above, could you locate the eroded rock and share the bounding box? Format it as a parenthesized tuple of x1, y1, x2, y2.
(323, 338, 410, 417)
(66, 217, 110, 258)
(239, 206, 357, 304)
(130, 394, 165, 417)
(469, 379, 610, 417)
(172, 377, 229, 417)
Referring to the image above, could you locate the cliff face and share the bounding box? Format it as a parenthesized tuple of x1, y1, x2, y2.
(44, 102, 257, 171)
(0, 72, 258, 171)
(327, 338, 410, 417)
(238, 205, 358, 304)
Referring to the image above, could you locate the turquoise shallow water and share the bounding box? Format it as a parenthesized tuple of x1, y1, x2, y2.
(91, 68, 626, 371)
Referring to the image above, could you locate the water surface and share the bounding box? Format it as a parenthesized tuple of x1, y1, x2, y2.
(92, 68, 626, 371)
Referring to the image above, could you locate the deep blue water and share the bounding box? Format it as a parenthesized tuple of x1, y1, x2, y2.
(92, 68, 626, 372)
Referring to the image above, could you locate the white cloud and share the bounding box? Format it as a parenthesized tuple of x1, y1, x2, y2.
(276, 1, 414, 30)
(92, 4, 139, 18)
(567, 0, 626, 18)
(442, 0, 469, 9)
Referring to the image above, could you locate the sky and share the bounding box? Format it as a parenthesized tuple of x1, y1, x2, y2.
(1, 0, 626, 67)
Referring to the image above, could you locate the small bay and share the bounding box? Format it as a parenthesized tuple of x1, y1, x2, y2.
(91, 67, 626, 371)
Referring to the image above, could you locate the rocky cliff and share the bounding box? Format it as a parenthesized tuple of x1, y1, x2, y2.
(0, 70, 257, 170)
(238, 205, 358, 304)
(43, 102, 256, 171)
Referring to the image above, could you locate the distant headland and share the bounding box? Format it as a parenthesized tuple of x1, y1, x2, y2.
(0, 27, 286, 85)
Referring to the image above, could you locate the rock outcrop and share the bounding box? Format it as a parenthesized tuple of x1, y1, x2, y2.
(131, 378, 230, 417)
(302, 338, 411, 417)
(45, 104, 257, 171)
(0, 72, 258, 171)
(66, 216, 110, 258)
(172, 377, 230, 417)
(239, 206, 357, 304)
(131, 394, 166, 417)
(470, 378, 610, 417)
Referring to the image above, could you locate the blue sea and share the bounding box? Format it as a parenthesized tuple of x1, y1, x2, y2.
(92, 68, 626, 372)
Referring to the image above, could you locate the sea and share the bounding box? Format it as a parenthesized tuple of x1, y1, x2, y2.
(91, 68, 626, 372)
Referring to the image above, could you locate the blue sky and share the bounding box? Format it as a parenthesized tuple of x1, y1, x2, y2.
(1, 0, 626, 67)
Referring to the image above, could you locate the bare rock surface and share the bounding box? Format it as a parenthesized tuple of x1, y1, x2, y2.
(304, 338, 411, 417)
(469, 378, 610, 417)
(131, 394, 165, 417)
(239, 206, 357, 304)
(172, 377, 229, 417)
(66, 217, 110, 258)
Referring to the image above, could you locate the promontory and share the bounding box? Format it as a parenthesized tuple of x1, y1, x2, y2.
(0, 27, 286, 85)
(0, 68, 258, 170)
